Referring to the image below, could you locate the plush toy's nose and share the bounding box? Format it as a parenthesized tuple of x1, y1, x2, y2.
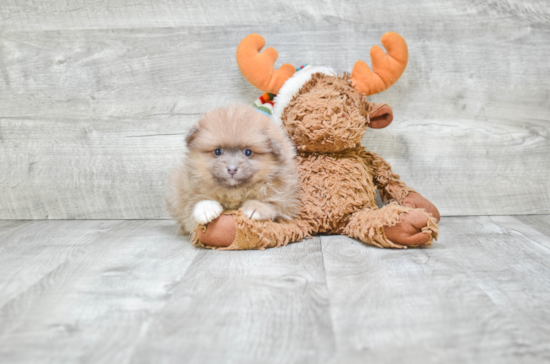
(227, 166, 238, 176)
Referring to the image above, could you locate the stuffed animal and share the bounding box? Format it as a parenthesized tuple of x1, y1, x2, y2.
(194, 32, 440, 250)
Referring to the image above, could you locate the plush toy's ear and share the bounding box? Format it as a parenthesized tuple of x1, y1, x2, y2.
(368, 105, 393, 129)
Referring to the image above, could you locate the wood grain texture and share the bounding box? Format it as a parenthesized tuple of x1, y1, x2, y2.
(131, 237, 336, 364)
(0, 23, 550, 219)
(2, 113, 548, 219)
(1, 216, 550, 363)
(1, 0, 549, 31)
(0, 116, 189, 219)
(515, 215, 550, 238)
(0, 220, 199, 364)
(2, 24, 549, 119)
(0, 220, 29, 238)
(1, 2, 549, 218)
(321, 215, 550, 363)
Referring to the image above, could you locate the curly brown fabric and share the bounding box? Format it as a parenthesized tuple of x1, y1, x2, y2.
(195, 73, 439, 250)
(344, 203, 439, 249)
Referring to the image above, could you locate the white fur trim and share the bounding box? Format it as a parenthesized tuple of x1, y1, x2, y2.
(271, 66, 335, 126)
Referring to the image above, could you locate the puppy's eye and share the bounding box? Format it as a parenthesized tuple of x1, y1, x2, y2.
(213, 148, 223, 157)
(243, 149, 253, 157)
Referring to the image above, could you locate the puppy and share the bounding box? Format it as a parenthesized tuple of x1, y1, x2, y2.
(168, 105, 300, 235)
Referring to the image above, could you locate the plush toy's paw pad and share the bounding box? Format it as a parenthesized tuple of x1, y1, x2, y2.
(385, 210, 432, 246)
(242, 200, 277, 221)
(193, 200, 223, 225)
(196, 214, 236, 248)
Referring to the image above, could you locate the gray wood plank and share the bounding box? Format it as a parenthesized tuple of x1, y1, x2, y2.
(0, 220, 29, 238)
(491, 215, 550, 251)
(0, 220, 121, 307)
(1, 24, 549, 120)
(0, 220, 199, 364)
(2, 113, 548, 219)
(515, 215, 550, 238)
(0, 116, 190, 219)
(130, 237, 336, 364)
(1, 217, 550, 362)
(0, 222, 335, 364)
(1, 0, 548, 31)
(1, 23, 549, 218)
(321, 216, 550, 364)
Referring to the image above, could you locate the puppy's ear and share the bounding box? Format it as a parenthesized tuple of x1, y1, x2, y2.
(267, 137, 282, 158)
(185, 126, 199, 146)
(260, 127, 283, 158)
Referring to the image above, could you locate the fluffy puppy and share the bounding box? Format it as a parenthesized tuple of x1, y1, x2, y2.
(168, 105, 300, 235)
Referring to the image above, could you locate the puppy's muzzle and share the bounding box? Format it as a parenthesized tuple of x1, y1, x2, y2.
(227, 166, 238, 176)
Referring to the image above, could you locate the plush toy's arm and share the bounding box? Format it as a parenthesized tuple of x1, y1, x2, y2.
(194, 211, 311, 250)
(359, 150, 441, 222)
(359, 150, 415, 204)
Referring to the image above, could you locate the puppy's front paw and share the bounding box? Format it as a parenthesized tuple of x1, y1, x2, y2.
(193, 200, 223, 225)
(242, 200, 277, 221)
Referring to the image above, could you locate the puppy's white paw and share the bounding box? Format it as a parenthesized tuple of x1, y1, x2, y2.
(242, 200, 277, 221)
(193, 200, 223, 225)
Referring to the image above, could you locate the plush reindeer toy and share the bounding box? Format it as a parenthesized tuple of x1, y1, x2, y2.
(194, 32, 440, 250)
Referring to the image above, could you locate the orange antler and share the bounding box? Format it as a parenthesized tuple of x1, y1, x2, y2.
(236, 34, 296, 94)
(351, 32, 408, 96)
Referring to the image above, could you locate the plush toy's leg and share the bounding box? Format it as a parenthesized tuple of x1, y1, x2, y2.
(194, 211, 311, 250)
(343, 202, 438, 249)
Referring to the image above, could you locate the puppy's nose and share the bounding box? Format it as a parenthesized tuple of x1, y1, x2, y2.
(227, 166, 238, 176)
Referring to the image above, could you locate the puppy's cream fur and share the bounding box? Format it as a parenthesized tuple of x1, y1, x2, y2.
(168, 105, 300, 234)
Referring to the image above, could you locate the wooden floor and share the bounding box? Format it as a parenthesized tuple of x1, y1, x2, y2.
(1, 216, 549, 363)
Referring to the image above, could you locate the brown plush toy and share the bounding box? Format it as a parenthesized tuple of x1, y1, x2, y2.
(194, 32, 440, 250)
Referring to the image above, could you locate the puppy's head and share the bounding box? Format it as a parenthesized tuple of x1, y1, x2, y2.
(186, 105, 290, 189)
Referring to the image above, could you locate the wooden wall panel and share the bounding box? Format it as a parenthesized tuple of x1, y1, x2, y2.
(0, 116, 187, 219)
(0, 3, 549, 218)
(1, 0, 549, 30)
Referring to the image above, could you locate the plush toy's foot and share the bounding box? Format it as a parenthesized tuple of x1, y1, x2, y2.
(344, 203, 438, 249)
(384, 209, 432, 246)
(196, 214, 236, 248)
(403, 192, 441, 223)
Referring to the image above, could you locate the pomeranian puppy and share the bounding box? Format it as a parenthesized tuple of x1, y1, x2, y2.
(168, 105, 300, 234)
